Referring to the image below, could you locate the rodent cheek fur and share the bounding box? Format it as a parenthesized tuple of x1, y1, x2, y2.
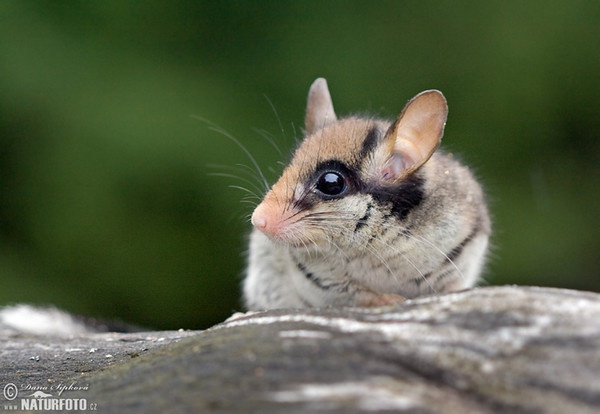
(294, 196, 373, 249)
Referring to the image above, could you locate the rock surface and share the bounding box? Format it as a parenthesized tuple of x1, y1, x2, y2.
(2, 286, 600, 413)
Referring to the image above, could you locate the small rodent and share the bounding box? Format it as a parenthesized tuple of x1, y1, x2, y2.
(244, 78, 490, 310)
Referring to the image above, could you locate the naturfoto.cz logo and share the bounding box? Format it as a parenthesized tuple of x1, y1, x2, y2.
(2, 382, 97, 411)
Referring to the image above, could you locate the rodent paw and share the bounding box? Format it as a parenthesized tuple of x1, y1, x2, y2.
(358, 293, 406, 307)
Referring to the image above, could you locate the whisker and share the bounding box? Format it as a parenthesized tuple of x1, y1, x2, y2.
(364, 244, 397, 281)
(263, 94, 288, 145)
(234, 162, 267, 179)
(290, 122, 300, 146)
(287, 210, 455, 295)
(328, 237, 351, 263)
(228, 185, 263, 200)
(254, 128, 285, 160)
(209, 172, 265, 198)
(211, 129, 270, 192)
(403, 232, 465, 282)
(207, 163, 266, 192)
(366, 233, 438, 294)
(240, 200, 260, 208)
(196, 120, 270, 192)
(302, 209, 464, 287)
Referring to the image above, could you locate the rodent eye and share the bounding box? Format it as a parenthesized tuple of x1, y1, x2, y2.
(315, 171, 347, 197)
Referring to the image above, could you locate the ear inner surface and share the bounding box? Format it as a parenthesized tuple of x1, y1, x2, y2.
(305, 78, 337, 135)
(381, 90, 448, 181)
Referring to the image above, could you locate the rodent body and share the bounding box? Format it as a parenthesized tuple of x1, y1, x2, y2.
(244, 78, 490, 310)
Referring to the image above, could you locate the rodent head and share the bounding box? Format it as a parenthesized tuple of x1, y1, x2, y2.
(251, 78, 447, 249)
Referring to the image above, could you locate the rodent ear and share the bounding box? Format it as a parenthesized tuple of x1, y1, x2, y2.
(305, 78, 337, 135)
(380, 90, 447, 181)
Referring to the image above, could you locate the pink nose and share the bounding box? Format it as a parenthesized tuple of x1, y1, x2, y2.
(251, 208, 268, 231)
(251, 203, 278, 237)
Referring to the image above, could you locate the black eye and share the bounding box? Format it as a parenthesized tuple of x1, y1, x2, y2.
(315, 171, 347, 197)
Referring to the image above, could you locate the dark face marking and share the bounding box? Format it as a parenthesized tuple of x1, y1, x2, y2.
(295, 260, 354, 294)
(354, 201, 373, 233)
(369, 173, 425, 221)
(294, 155, 424, 226)
(359, 125, 425, 221)
(359, 126, 380, 161)
(292, 119, 425, 226)
(294, 159, 358, 210)
(296, 261, 330, 290)
(446, 228, 477, 263)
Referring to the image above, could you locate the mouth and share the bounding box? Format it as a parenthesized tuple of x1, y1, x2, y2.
(264, 229, 323, 250)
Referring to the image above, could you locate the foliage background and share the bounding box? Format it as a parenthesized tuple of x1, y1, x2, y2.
(1, 1, 598, 329)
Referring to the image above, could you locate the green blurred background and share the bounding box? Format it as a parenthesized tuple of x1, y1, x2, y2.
(1, 1, 598, 330)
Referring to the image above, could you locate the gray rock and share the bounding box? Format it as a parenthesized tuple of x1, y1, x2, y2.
(2, 286, 600, 413)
